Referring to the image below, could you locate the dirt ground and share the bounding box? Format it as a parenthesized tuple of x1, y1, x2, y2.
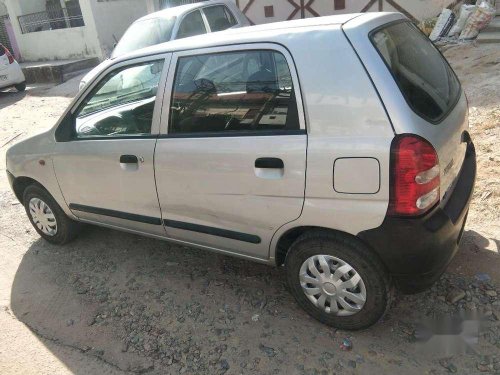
(0, 43, 499, 375)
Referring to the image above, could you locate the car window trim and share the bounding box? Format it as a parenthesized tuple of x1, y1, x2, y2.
(159, 43, 307, 137)
(157, 129, 306, 139)
(57, 54, 171, 142)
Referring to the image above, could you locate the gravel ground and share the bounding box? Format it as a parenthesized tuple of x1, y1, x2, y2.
(0, 43, 499, 375)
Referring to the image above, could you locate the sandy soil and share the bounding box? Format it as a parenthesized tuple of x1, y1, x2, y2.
(0, 43, 498, 375)
(444, 44, 500, 282)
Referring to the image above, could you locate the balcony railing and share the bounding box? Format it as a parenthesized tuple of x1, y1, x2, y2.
(18, 6, 84, 34)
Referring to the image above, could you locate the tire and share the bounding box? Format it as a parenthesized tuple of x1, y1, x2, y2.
(285, 230, 393, 330)
(15, 82, 26, 92)
(23, 184, 80, 245)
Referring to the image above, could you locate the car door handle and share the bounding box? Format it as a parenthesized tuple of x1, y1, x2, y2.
(120, 155, 138, 164)
(255, 157, 284, 169)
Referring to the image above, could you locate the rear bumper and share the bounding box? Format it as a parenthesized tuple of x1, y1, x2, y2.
(359, 141, 476, 293)
(7, 170, 15, 190)
(0, 80, 25, 90)
(0, 64, 25, 89)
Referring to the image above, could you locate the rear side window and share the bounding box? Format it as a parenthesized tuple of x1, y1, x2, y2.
(176, 10, 207, 39)
(169, 50, 300, 135)
(203, 5, 237, 32)
(371, 21, 460, 123)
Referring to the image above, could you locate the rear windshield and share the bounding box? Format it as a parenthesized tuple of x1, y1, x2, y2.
(371, 21, 460, 123)
(112, 17, 176, 58)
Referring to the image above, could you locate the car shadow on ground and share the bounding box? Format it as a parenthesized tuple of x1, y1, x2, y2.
(0, 89, 27, 111)
(9, 226, 500, 374)
(448, 229, 500, 284)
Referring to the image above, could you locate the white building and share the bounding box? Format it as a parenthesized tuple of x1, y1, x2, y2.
(234, 0, 458, 24)
(146, 0, 459, 24)
(0, 0, 150, 61)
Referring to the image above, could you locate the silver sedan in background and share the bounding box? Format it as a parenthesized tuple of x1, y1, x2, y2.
(79, 0, 250, 90)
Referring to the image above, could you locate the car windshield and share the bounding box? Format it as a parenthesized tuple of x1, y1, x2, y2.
(112, 17, 176, 58)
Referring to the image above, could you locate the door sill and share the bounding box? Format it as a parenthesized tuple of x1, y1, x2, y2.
(77, 218, 272, 265)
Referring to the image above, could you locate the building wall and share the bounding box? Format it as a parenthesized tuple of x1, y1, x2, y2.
(14, 26, 103, 61)
(3, 0, 103, 61)
(146, 0, 160, 13)
(17, 0, 46, 15)
(0, 2, 8, 17)
(235, 0, 457, 24)
(89, 0, 149, 58)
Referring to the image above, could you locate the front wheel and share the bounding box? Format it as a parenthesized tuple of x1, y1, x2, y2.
(23, 185, 80, 245)
(285, 230, 393, 330)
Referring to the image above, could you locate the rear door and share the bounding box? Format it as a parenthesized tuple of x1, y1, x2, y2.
(155, 44, 307, 259)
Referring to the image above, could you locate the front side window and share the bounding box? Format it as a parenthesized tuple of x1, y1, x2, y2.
(112, 18, 176, 58)
(74, 60, 164, 138)
(169, 50, 299, 135)
(203, 5, 237, 32)
(176, 10, 207, 39)
(371, 21, 460, 123)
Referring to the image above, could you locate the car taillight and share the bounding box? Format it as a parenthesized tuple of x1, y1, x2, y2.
(388, 135, 440, 216)
(4, 46, 14, 64)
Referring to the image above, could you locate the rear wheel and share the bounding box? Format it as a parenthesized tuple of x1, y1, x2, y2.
(15, 82, 26, 92)
(23, 185, 80, 244)
(285, 230, 393, 330)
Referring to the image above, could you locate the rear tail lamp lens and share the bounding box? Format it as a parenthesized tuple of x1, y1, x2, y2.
(3, 46, 14, 64)
(388, 135, 440, 216)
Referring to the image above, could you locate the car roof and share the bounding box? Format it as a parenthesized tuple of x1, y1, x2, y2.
(116, 12, 402, 62)
(137, 0, 229, 21)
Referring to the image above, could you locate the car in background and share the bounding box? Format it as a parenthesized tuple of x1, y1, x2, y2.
(79, 0, 250, 90)
(0, 44, 26, 92)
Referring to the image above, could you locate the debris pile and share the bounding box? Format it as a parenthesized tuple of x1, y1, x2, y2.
(419, 0, 496, 44)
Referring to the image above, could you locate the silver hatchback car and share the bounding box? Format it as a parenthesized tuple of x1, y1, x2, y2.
(6, 13, 476, 330)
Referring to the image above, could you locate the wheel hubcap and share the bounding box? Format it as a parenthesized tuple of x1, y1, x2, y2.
(29, 198, 57, 236)
(299, 255, 366, 316)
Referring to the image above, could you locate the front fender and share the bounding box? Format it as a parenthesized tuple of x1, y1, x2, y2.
(6, 132, 75, 219)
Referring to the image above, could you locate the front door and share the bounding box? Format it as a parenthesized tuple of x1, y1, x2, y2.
(53, 56, 169, 236)
(155, 45, 307, 259)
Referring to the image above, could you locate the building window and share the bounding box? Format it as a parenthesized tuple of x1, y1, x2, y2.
(18, 0, 84, 34)
(334, 0, 346, 10)
(264, 6, 274, 18)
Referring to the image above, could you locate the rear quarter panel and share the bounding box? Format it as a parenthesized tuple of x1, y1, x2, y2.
(343, 13, 468, 202)
(269, 24, 394, 259)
